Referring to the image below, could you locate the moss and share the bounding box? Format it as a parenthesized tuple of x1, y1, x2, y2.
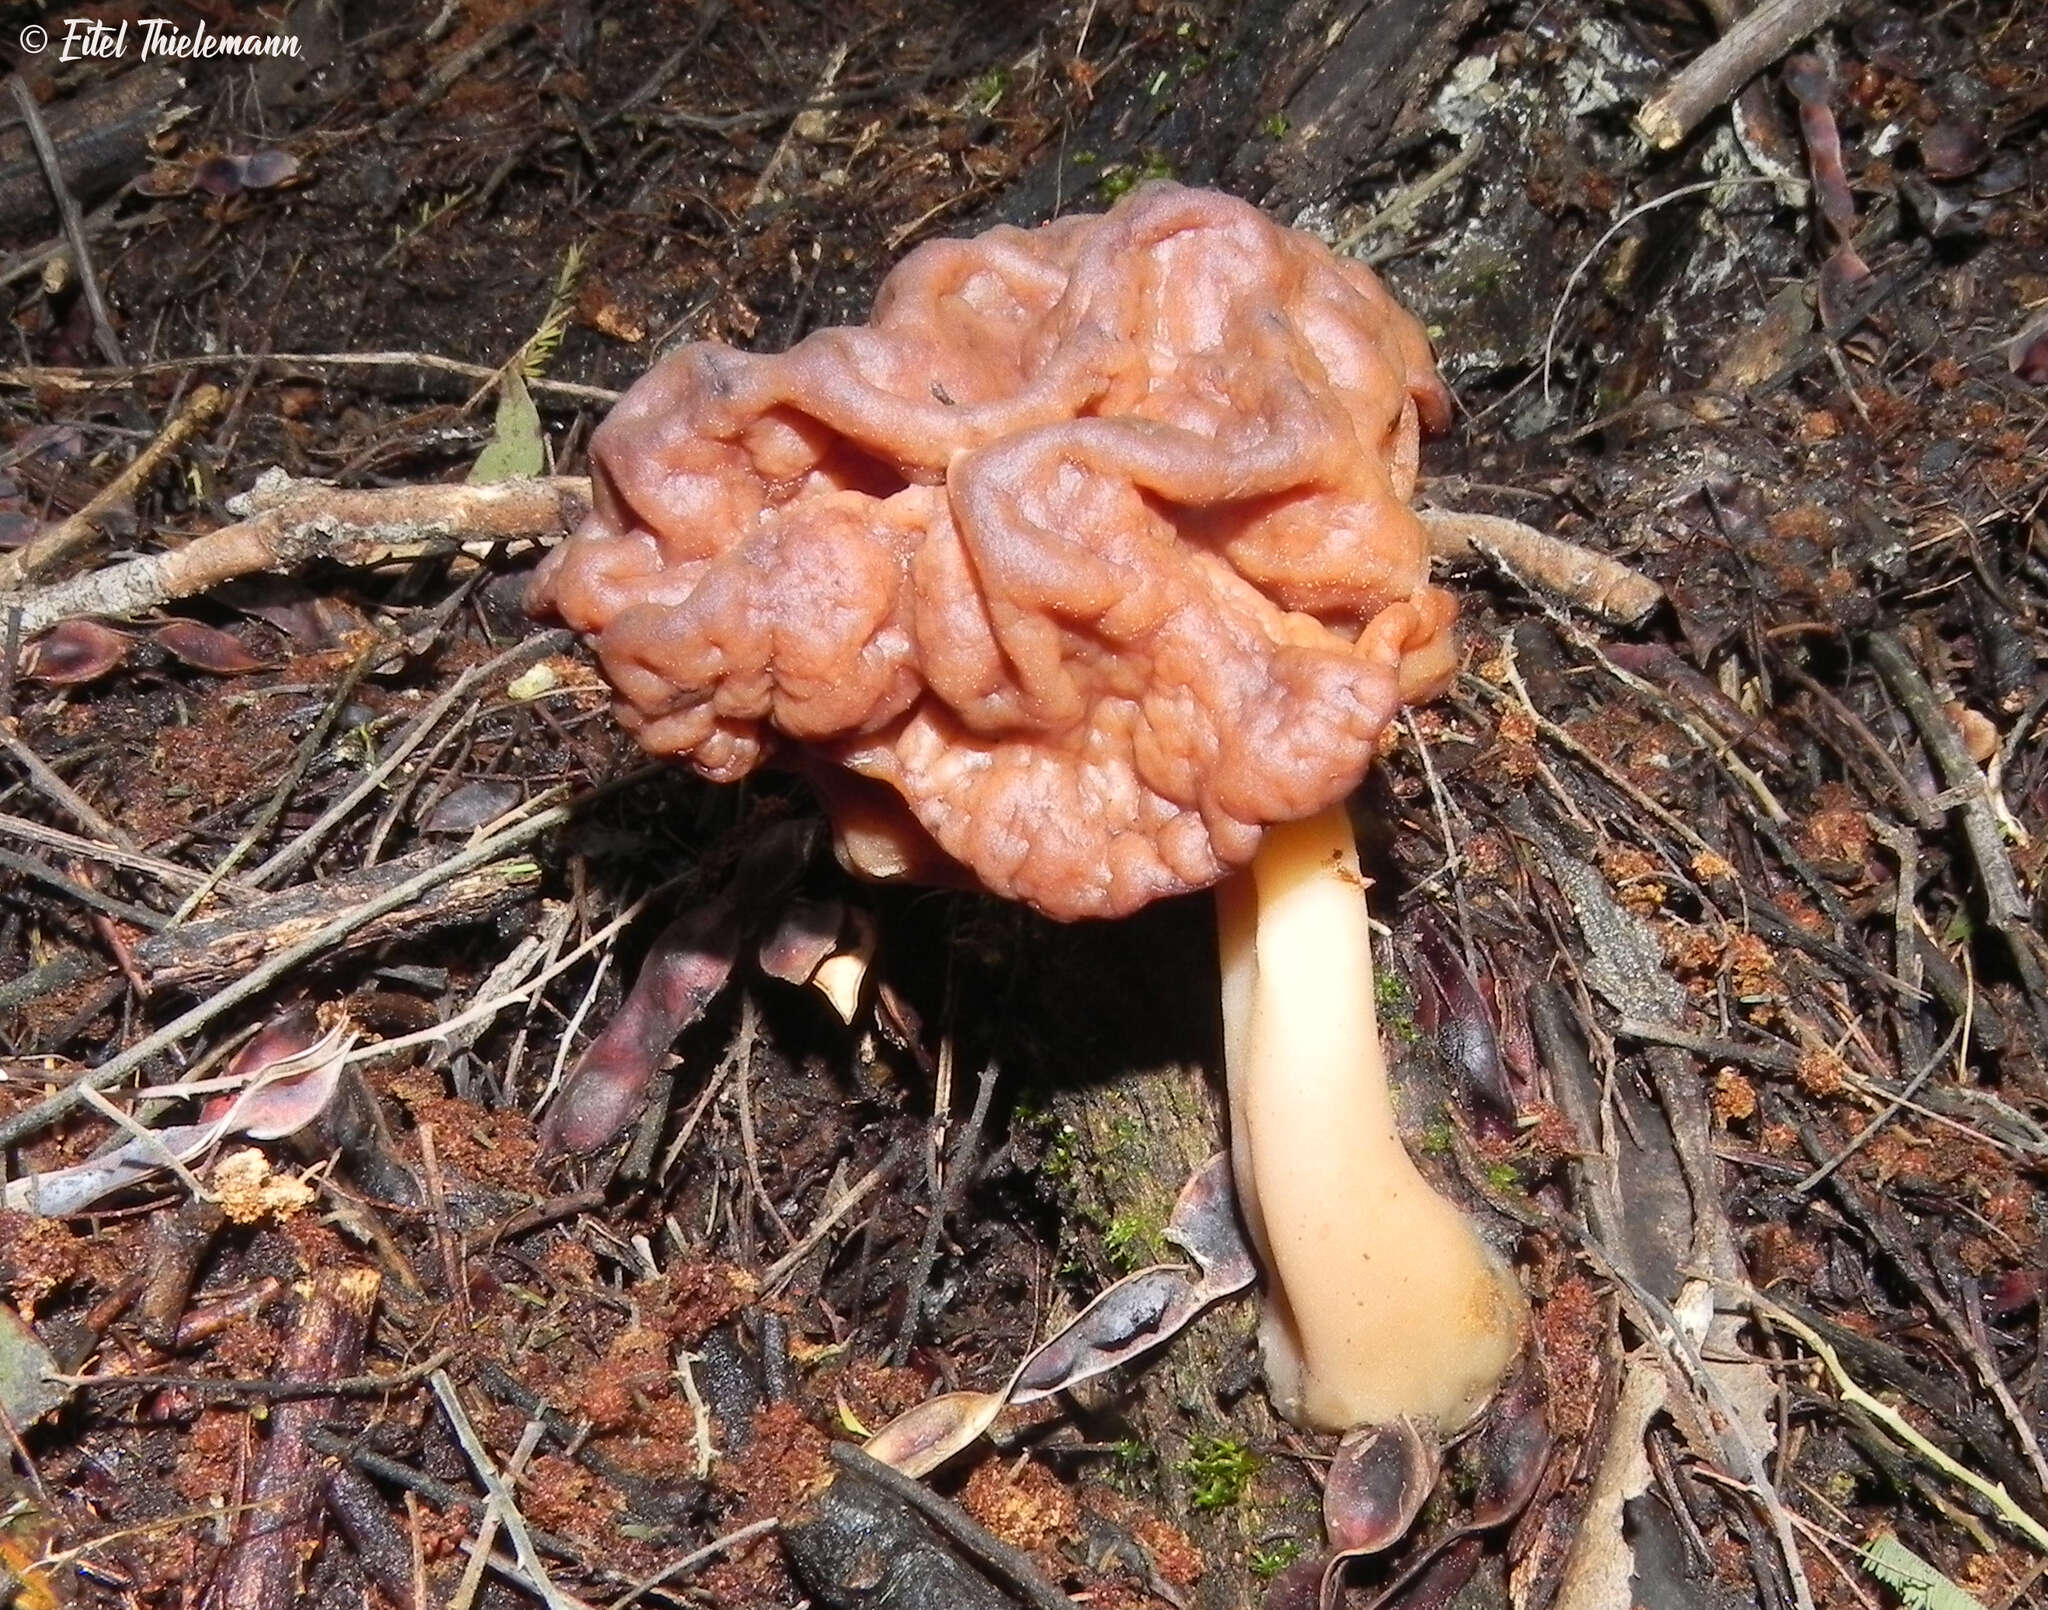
(1250, 1539, 1305, 1579)
(965, 68, 1007, 111)
(1261, 112, 1290, 138)
(1375, 967, 1419, 1044)
(1104, 1211, 1166, 1272)
(1180, 1435, 1262, 1511)
(1098, 152, 1176, 202)
(1419, 1117, 1456, 1156)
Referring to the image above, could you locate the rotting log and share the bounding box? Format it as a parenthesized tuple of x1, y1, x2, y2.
(1224, 0, 1491, 212)
(0, 66, 184, 232)
(132, 847, 541, 992)
(977, 0, 1480, 236)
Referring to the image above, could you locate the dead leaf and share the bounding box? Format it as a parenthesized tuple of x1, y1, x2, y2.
(469, 372, 545, 483)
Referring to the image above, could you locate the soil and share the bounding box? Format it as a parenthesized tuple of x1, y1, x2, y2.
(0, 2, 2044, 1610)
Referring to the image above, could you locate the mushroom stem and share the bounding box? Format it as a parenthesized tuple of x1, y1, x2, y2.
(1216, 803, 1526, 1432)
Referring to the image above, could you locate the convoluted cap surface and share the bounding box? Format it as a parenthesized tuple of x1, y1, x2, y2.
(531, 182, 1457, 920)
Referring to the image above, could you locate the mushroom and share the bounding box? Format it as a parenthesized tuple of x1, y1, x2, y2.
(530, 181, 1526, 1433)
(1219, 806, 1525, 1430)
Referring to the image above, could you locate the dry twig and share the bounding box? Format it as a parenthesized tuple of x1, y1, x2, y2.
(1635, 0, 1853, 149)
(1, 472, 590, 636)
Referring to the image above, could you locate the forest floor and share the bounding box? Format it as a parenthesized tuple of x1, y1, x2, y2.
(0, 2, 2044, 1609)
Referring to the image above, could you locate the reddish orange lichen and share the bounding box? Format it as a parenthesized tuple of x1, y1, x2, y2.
(533, 182, 1456, 919)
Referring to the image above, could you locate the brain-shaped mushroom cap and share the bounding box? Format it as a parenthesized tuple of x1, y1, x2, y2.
(531, 182, 1457, 920)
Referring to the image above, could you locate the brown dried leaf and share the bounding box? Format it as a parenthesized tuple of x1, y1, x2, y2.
(24, 619, 129, 684)
(860, 1390, 1006, 1479)
(153, 619, 268, 674)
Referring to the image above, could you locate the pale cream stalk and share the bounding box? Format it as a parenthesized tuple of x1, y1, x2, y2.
(1217, 803, 1526, 1432)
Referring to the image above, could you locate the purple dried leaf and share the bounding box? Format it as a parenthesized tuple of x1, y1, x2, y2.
(1919, 118, 1989, 181)
(1323, 1419, 1438, 1558)
(234, 150, 302, 190)
(860, 1391, 1006, 1479)
(14, 426, 83, 464)
(241, 594, 362, 645)
(153, 619, 269, 675)
(758, 898, 845, 986)
(1786, 57, 1858, 238)
(1410, 918, 1516, 1143)
(420, 779, 523, 836)
(24, 619, 130, 684)
(192, 155, 244, 197)
(204, 1007, 354, 1140)
(1817, 243, 1875, 334)
(1363, 1537, 1484, 1610)
(539, 900, 741, 1155)
(2010, 311, 2048, 385)
(1165, 1151, 1256, 1298)
(1466, 1368, 1552, 1529)
(1974, 150, 2027, 198)
(226, 1004, 327, 1080)
(1261, 1555, 1327, 1610)
(1010, 1267, 1203, 1404)
(4, 1012, 348, 1215)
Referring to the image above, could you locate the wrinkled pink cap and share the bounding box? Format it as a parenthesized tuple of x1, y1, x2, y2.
(532, 183, 1456, 920)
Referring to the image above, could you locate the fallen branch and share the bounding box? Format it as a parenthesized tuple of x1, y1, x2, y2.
(130, 847, 542, 991)
(217, 1270, 382, 1610)
(1866, 631, 2048, 1017)
(1635, 0, 1852, 149)
(1419, 507, 1664, 626)
(2, 472, 591, 636)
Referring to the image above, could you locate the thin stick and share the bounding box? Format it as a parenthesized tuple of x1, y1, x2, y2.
(0, 809, 237, 894)
(600, 1518, 780, 1610)
(171, 639, 384, 920)
(0, 386, 225, 589)
(1635, 0, 1853, 149)
(55, 1348, 457, 1399)
(0, 352, 622, 405)
(891, 1060, 1000, 1365)
(0, 799, 574, 1151)
(763, 1146, 905, 1294)
(0, 727, 138, 849)
(0, 845, 165, 930)
(1583, 1241, 1819, 1610)
(249, 628, 571, 887)
(1, 474, 590, 637)
(1541, 178, 1782, 409)
(1867, 631, 2048, 1017)
(1794, 1017, 1963, 1193)
(731, 996, 796, 1247)
(6, 78, 122, 366)
(1750, 1292, 2048, 1556)
(429, 1371, 593, 1610)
